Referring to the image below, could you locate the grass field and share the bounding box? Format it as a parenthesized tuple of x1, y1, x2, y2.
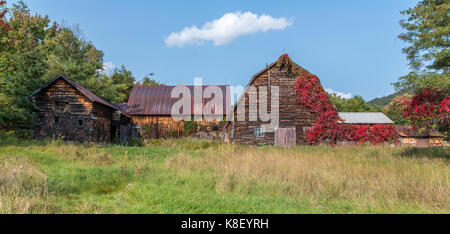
(0, 134, 449, 214)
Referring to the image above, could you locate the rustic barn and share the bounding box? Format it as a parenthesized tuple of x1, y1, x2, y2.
(225, 55, 317, 146)
(31, 75, 132, 143)
(125, 85, 230, 139)
(396, 126, 444, 147)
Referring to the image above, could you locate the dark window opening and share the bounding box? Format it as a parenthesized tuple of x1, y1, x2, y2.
(54, 117, 59, 124)
(55, 101, 69, 112)
(78, 119, 83, 127)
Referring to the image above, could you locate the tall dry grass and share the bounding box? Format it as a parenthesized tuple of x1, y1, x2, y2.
(0, 157, 50, 214)
(167, 145, 449, 212)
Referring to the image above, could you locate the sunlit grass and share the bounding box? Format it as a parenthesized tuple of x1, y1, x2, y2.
(0, 136, 448, 214)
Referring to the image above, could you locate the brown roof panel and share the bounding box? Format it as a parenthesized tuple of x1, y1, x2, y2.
(396, 126, 443, 137)
(127, 85, 230, 116)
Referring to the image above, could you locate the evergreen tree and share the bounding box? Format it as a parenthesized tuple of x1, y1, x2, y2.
(395, 0, 449, 91)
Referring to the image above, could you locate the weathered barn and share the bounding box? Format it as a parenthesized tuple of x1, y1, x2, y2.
(396, 126, 444, 147)
(225, 56, 317, 146)
(31, 75, 132, 143)
(125, 85, 230, 138)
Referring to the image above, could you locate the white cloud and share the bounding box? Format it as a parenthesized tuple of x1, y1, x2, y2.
(165, 11, 293, 47)
(98, 62, 116, 76)
(325, 88, 353, 99)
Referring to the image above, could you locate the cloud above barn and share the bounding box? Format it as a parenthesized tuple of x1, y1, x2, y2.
(165, 11, 293, 47)
(325, 88, 353, 99)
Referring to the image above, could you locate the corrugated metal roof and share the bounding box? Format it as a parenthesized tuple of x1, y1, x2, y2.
(396, 126, 443, 137)
(127, 85, 230, 116)
(339, 112, 395, 124)
(31, 75, 121, 112)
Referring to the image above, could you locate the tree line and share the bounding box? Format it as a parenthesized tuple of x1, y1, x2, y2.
(0, 1, 163, 131)
(0, 0, 448, 138)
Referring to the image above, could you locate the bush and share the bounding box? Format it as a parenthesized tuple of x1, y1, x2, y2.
(183, 121, 198, 136)
(0, 131, 19, 146)
(127, 138, 144, 147)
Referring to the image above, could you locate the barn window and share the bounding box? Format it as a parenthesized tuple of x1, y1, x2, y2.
(78, 119, 84, 127)
(54, 117, 59, 124)
(303, 126, 313, 134)
(55, 101, 69, 112)
(254, 126, 265, 138)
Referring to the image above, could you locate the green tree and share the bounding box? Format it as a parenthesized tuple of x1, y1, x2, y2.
(0, 1, 136, 130)
(383, 94, 412, 125)
(395, 0, 449, 91)
(90, 65, 136, 103)
(328, 94, 379, 112)
(42, 25, 104, 85)
(138, 73, 164, 86)
(0, 1, 52, 129)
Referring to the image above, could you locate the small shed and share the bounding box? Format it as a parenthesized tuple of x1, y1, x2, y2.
(396, 126, 444, 147)
(31, 75, 132, 143)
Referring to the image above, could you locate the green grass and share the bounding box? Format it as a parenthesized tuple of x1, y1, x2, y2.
(0, 136, 448, 214)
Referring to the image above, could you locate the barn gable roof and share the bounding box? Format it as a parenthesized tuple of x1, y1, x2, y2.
(31, 75, 123, 113)
(126, 85, 230, 116)
(224, 54, 309, 128)
(338, 112, 395, 124)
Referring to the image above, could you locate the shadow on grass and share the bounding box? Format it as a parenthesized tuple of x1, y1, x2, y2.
(398, 147, 450, 160)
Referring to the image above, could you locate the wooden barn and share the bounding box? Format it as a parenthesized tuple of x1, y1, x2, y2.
(31, 75, 132, 143)
(396, 126, 444, 147)
(124, 85, 230, 138)
(225, 55, 317, 146)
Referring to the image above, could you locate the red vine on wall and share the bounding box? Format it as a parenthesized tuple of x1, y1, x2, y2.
(440, 97, 450, 126)
(277, 54, 397, 145)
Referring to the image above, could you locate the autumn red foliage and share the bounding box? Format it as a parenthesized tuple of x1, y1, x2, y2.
(0, 0, 11, 31)
(439, 97, 449, 126)
(404, 88, 447, 129)
(277, 54, 397, 145)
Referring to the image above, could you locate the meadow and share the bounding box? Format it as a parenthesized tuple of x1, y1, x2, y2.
(0, 133, 448, 214)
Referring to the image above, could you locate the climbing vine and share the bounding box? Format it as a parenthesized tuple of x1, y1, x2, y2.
(440, 97, 449, 126)
(277, 54, 397, 145)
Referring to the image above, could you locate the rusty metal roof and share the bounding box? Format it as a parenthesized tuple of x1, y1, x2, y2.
(396, 126, 443, 138)
(127, 85, 230, 116)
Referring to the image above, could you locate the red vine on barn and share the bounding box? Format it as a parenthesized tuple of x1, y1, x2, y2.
(277, 54, 397, 145)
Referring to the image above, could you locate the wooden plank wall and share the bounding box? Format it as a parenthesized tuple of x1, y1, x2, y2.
(232, 65, 316, 145)
(33, 79, 112, 142)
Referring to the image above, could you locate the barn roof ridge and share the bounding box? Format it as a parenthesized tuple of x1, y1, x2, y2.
(30, 75, 125, 114)
(225, 54, 310, 128)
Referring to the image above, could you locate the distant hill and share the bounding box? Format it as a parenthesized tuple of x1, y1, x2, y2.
(368, 89, 412, 107)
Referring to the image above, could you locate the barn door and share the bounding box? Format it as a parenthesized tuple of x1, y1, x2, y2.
(275, 127, 296, 147)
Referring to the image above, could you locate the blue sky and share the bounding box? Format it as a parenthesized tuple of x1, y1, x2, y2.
(19, 0, 418, 100)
